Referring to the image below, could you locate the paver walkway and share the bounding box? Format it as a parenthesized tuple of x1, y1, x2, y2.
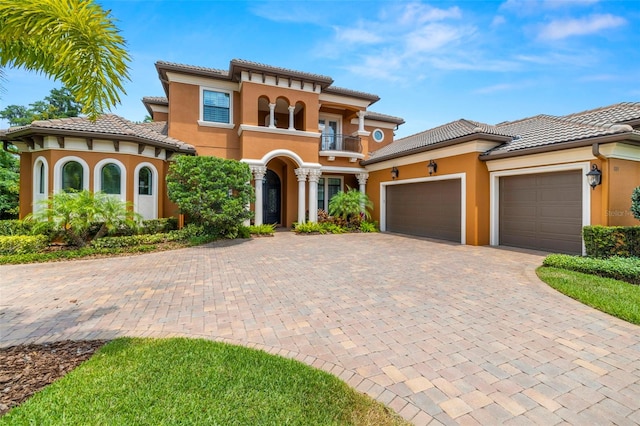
(1, 232, 639, 425)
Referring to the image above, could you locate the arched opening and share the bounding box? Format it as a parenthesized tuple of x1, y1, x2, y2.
(294, 101, 306, 131)
(258, 96, 271, 127)
(135, 164, 158, 220)
(62, 161, 84, 192)
(32, 157, 48, 214)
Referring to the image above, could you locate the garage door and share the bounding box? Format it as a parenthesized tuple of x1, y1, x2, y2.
(499, 171, 582, 254)
(386, 179, 461, 242)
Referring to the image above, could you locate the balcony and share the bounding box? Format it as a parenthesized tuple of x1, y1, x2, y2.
(319, 134, 364, 162)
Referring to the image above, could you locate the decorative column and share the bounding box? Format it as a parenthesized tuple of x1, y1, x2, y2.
(251, 166, 267, 225)
(307, 169, 322, 223)
(295, 168, 308, 224)
(356, 172, 369, 212)
(357, 111, 366, 133)
(268, 103, 276, 128)
(288, 105, 296, 130)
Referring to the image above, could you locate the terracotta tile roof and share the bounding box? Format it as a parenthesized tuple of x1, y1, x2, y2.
(485, 114, 638, 156)
(141, 96, 168, 105)
(365, 111, 405, 125)
(364, 102, 640, 163)
(155, 60, 229, 77)
(365, 119, 510, 161)
(323, 86, 380, 103)
(2, 115, 195, 153)
(562, 102, 640, 126)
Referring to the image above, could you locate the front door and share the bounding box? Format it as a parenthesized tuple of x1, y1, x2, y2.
(263, 169, 281, 225)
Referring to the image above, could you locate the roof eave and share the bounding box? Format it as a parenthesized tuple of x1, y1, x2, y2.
(229, 59, 334, 87)
(479, 132, 640, 161)
(4, 127, 195, 154)
(361, 133, 511, 165)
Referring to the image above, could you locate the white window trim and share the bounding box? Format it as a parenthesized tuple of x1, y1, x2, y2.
(32, 156, 49, 214)
(53, 156, 90, 194)
(93, 158, 126, 202)
(199, 86, 234, 128)
(318, 175, 344, 211)
(489, 162, 591, 255)
(372, 128, 385, 143)
(134, 162, 158, 220)
(380, 173, 467, 245)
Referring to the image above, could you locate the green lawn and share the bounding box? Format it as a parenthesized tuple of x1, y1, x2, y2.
(537, 266, 640, 325)
(1, 338, 408, 426)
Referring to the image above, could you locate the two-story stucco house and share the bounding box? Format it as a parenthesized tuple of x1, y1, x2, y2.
(2, 59, 403, 227)
(2, 58, 639, 255)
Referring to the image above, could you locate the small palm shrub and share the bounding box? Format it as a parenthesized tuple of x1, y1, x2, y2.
(328, 188, 373, 226)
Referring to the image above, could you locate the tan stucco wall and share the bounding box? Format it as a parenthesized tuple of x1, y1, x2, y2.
(20, 149, 171, 218)
(604, 158, 640, 226)
(366, 151, 491, 245)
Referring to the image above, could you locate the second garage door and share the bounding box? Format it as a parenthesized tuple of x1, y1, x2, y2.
(499, 171, 582, 254)
(386, 179, 461, 242)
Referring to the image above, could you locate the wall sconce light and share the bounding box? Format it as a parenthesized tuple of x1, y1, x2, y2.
(391, 166, 399, 180)
(586, 164, 602, 190)
(427, 160, 438, 176)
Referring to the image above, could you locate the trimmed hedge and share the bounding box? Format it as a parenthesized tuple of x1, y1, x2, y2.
(583, 225, 640, 258)
(543, 254, 640, 285)
(0, 235, 49, 255)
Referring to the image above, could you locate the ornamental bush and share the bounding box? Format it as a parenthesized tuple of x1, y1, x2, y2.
(543, 254, 640, 285)
(632, 186, 640, 221)
(583, 225, 640, 258)
(166, 156, 254, 239)
(0, 235, 48, 255)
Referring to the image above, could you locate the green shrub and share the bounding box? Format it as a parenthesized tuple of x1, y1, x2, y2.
(90, 233, 171, 249)
(139, 218, 178, 235)
(583, 225, 640, 258)
(0, 219, 32, 236)
(293, 222, 327, 234)
(248, 223, 275, 236)
(632, 186, 640, 220)
(542, 254, 640, 285)
(359, 221, 378, 233)
(0, 235, 49, 255)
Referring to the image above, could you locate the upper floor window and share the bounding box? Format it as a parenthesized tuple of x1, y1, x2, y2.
(62, 161, 83, 192)
(101, 163, 122, 195)
(203, 90, 230, 124)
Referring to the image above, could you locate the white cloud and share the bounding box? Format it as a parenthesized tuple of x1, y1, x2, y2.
(405, 24, 468, 54)
(398, 2, 462, 25)
(538, 14, 626, 40)
(500, 0, 600, 14)
(492, 15, 507, 27)
(334, 27, 383, 45)
(473, 83, 521, 94)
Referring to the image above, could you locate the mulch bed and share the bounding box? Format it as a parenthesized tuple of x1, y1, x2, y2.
(0, 340, 107, 415)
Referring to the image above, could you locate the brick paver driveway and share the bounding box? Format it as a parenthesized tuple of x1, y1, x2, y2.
(2, 232, 639, 424)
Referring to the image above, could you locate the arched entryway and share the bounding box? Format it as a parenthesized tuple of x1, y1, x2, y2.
(263, 169, 281, 225)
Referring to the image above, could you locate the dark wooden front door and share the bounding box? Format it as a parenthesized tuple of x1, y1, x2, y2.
(263, 169, 281, 225)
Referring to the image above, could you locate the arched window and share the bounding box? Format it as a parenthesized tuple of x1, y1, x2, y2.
(101, 163, 121, 194)
(38, 162, 45, 194)
(138, 167, 152, 195)
(62, 161, 83, 192)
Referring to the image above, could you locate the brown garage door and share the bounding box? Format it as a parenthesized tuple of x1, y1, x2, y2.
(386, 179, 461, 242)
(500, 171, 582, 254)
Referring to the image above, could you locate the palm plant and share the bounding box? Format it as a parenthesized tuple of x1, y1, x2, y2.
(328, 187, 373, 223)
(30, 190, 140, 247)
(0, 0, 130, 120)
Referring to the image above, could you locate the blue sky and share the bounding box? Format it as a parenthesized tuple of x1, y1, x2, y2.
(2, 0, 639, 138)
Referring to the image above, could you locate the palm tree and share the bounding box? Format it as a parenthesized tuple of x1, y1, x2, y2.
(0, 0, 130, 120)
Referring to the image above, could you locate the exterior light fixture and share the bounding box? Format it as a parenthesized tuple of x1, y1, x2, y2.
(427, 160, 438, 176)
(391, 167, 399, 180)
(586, 164, 602, 189)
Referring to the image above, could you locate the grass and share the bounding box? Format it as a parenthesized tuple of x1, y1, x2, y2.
(537, 266, 640, 325)
(1, 338, 409, 426)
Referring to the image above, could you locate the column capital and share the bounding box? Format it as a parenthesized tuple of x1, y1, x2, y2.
(307, 169, 322, 183)
(294, 168, 309, 182)
(250, 165, 267, 180)
(356, 172, 369, 185)
(288, 105, 296, 112)
(357, 110, 367, 118)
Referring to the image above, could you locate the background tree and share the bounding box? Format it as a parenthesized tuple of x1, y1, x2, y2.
(166, 156, 254, 238)
(0, 86, 81, 126)
(632, 186, 640, 220)
(0, 149, 19, 219)
(0, 0, 130, 120)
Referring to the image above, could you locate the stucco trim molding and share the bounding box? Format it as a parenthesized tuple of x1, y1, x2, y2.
(489, 162, 591, 255)
(238, 124, 320, 139)
(242, 149, 322, 170)
(380, 173, 467, 245)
